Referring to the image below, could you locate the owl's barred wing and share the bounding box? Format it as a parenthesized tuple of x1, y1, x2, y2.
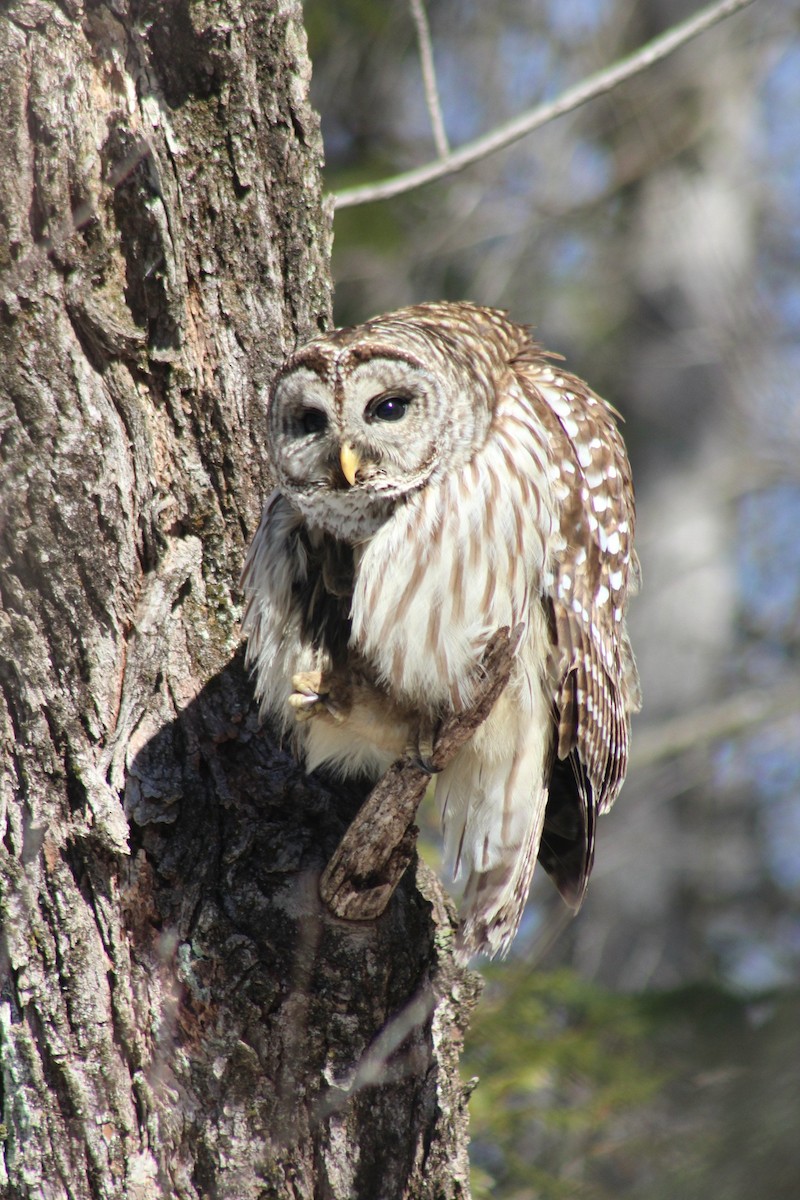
(516, 355, 641, 825)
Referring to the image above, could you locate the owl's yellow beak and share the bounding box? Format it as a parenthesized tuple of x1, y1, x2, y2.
(339, 443, 361, 487)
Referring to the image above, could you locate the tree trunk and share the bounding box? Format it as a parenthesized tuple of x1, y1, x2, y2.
(0, 3, 477, 1197)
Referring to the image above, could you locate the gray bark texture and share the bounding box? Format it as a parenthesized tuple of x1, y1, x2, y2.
(0, 3, 478, 1197)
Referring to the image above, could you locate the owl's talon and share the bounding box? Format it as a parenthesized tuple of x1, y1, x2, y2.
(289, 671, 347, 724)
(407, 717, 439, 774)
(291, 670, 324, 697)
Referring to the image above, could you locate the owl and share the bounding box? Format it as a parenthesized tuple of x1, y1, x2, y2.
(241, 302, 640, 958)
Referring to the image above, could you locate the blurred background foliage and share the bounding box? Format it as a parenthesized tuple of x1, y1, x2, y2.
(303, 0, 800, 1194)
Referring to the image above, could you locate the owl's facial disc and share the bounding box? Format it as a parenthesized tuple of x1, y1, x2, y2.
(269, 351, 448, 536)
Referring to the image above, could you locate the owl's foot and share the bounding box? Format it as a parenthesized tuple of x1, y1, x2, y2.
(288, 671, 347, 724)
(406, 714, 439, 774)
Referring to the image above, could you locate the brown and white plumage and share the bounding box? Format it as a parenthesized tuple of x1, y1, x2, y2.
(241, 302, 640, 958)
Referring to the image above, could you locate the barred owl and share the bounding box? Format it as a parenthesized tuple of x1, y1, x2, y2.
(241, 302, 640, 958)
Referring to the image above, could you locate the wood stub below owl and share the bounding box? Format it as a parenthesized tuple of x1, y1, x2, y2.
(241, 301, 641, 959)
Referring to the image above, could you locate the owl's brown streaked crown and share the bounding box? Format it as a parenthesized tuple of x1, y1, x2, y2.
(286, 301, 538, 408)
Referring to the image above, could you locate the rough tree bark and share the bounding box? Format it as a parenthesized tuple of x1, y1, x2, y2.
(0, 3, 478, 1197)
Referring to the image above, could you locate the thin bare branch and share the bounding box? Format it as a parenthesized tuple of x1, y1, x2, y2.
(334, 0, 756, 209)
(408, 0, 450, 159)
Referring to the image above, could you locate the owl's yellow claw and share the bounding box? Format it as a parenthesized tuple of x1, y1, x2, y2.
(339, 442, 361, 487)
(288, 671, 323, 721)
(291, 671, 323, 697)
(289, 671, 347, 724)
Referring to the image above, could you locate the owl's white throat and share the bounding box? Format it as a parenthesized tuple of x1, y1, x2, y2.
(289, 482, 396, 543)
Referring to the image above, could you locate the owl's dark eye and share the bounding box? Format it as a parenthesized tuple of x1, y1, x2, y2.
(300, 408, 328, 435)
(368, 394, 411, 422)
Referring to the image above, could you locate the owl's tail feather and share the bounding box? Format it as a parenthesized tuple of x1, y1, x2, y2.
(455, 803, 546, 960)
(436, 692, 551, 960)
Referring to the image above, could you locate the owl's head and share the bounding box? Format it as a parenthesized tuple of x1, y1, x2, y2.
(267, 304, 502, 538)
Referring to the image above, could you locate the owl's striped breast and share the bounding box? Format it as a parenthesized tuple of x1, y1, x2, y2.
(349, 391, 559, 714)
